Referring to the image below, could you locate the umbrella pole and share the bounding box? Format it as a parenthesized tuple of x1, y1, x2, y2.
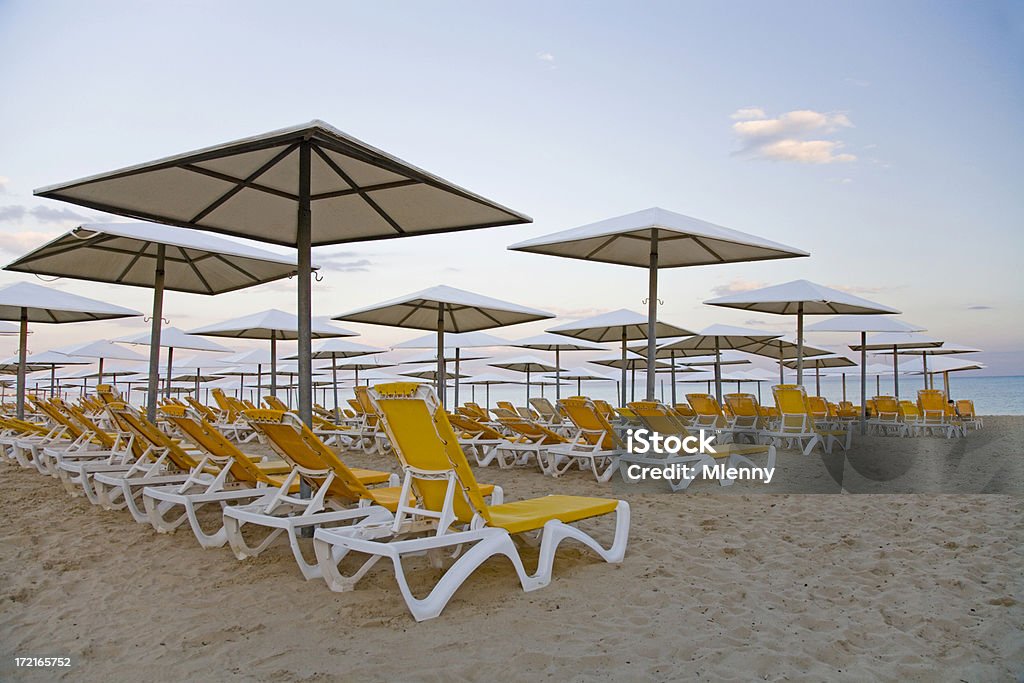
(486, 384, 490, 411)
(876, 375, 880, 395)
(842, 373, 847, 402)
(944, 371, 950, 399)
(436, 306, 445, 406)
(892, 345, 899, 398)
(670, 350, 677, 406)
(143, 245, 166, 423)
(577, 378, 582, 395)
(526, 367, 531, 403)
(645, 229, 659, 400)
(195, 368, 200, 397)
(620, 330, 627, 407)
(922, 353, 929, 391)
(860, 332, 867, 435)
(454, 348, 461, 407)
(555, 348, 561, 400)
(270, 336, 278, 398)
(331, 353, 339, 419)
(713, 338, 722, 403)
(50, 365, 55, 399)
(778, 342, 784, 384)
(16, 307, 27, 419)
(164, 347, 173, 399)
(815, 365, 821, 397)
(796, 304, 804, 387)
(630, 364, 635, 403)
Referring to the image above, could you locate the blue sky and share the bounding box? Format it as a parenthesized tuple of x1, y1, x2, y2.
(0, 0, 1021, 374)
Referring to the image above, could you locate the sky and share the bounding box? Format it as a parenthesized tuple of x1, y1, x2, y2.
(0, 0, 1022, 377)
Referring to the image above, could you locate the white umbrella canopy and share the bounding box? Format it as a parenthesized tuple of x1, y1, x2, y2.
(2, 350, 88, 398)
(59, 339, 150, 390)
(116, 326, 233, 400)
(334, 285, 553, 406)
(0, 321, 18, 334)
(488, 354, 563, 403)
(461, 372, 522, 410)
(284, 339, 385, 414)
(705, 279, 900, 387)
(394, 330, 509, 349)
(400, 365, 471, 381)
(806, 316, 927, 433)
(5, 222, 305, 422)
(509, 332, 606, 399)
(189, 309, 356, 397)
(878, 343, 980, 392)
(849, 332, 945, 400)
(545, 365, 617, 397)
(398, 350, 489, 365)
(782, 353, 857, 396)
(548, 309, 694, 406)
(509, 207, 809, 400)
(654, 325, 782, 402)
(35, 120, 531, 432)
(328, 357, 397, 387)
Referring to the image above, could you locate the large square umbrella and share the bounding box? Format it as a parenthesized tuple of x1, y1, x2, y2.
(35, 120, 531, 431)
(115, 326, 232, 401)
(488, 355, 563, 403)
(5, 221, 303, 421)
(781, 353, 856, 397)
(509, 207, 808, 399)
(284, 339, 384, 416)
(848, 332, 944, 398)
(547, 309, 693, 407)
(508, 332, 606, 399)
(806, 315, 926, 432)
(333, 285, 553, 406)
(188, 309, 356, 398)
(394, 330, 508, 407)
(0, 282, 141, 417)
(705, 279, 899, 386)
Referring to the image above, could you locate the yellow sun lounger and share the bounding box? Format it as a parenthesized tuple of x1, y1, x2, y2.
(310, 382, 629, 621)
(766, 385, 852, 454)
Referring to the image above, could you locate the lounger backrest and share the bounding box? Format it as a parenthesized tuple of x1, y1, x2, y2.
(724, 393, 759, 417)
(772, 384, 811, 421)
(807, 396, 828, 417)
(528, 397, 561, 423)
(955, 400, 975, 418)
(496, 401, 517, 414)
(95, 384, 120, 405)
(464, 402, 490, 421)
(872, 396, 899, 414)
(686, 394, 724, 417)
(558, 397, 618, 449)
(31, 398, 84, 438)
(917, 389, 946, 412)
(60, 400, 117, 449)
(243, 409, 372, 505)
(159, 405, 267, 484)
(672, 403, 696, 417)
(263, 395, 289, 412)
(447, 413, 505, 440)
(109, 404, 201, 471)
(628, 401, 691, 438)
(347, 398, 365, 415)
(185, 397, 219, 421)
(593, 400, 617, 420)
(353, 386, 380, 426)
(498, 417, 566, 444)
(370, 383, 490, 525)
(898, 401, 919, 418)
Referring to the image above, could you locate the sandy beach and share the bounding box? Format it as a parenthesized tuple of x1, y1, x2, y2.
(1, 418, 1021, 682)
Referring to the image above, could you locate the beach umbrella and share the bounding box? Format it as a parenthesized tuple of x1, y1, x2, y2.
(396, 349, 489, 407)
(458, 372, 522, 410)
(653, 325, 781, 402)
(213, 348, 277, 397)
(849, 332, 944, 397)
(705, 279, 899, 388)
(116, 326, 232, 398)
(876, 343, 980, 391)
(806, 315, 927, 433)
(0, 322, 19, 335)
(5, 221, 303, 422)
(488, 355, 563, 403)
(0, 282, 142, 417)
(328, 358, 396, 388)
(60, 339, 149, 389)
(900, 355, 985, 399)
(509, 332, 606, 400)
(509, 207, 808, 400)
(547, 366, 617, 397)
(782, 353, 856, 397)
(284, 339, 384, 415)
(35, 121, 531, 434)
(0, 350, 89, 398)
(548, 309, 693, 407)
(395, 330, 508, 407)
(399, 365, 471, 381)
(189, 309, 355, 398)
(334, 285, 552, 406)
(590, 353, 670, 403)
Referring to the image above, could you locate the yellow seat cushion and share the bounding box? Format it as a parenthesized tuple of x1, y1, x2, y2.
(714, 444, 770, 457)
(255, 460, 293, 475)
(349, 467, 394, 486)
(486, 495, 618, 535)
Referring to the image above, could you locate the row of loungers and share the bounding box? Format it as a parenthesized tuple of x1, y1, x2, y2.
(0, 383, 628, 621)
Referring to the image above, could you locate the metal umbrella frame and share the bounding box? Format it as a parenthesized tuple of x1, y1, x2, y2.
(509, 332, 606, 400)
(487, 355, 563, 404)
(509, 207, 808, 400)
(116, 326, 233, 400)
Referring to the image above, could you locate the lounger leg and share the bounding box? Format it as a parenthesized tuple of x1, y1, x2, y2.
(531, 501, 631, 586)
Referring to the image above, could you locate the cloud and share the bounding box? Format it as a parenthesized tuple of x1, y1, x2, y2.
(730, 107, 766, 121)
(536, 51, 555, 63)
(829, 283, 885, 295)
(0, 229, 60, 253)
(544, 305, 609, 320)
(0, 176, 9, 194)
(967, 305, 993, 311)
(0, 205, 25, 221)
(710, 278, 768, 297)
(314, 251, 373, 273)
(730, 108, 857, 164)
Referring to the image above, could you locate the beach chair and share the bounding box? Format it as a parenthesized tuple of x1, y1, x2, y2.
(897, 401, 923, 437)
(463, 402, 492, 422)
(547, 397, 622, 482)
(722, 393, 765, 443)
(495, 416, 571, 473)
(867, 396, 904, 436)
(310, 382, 629, 621)
(764, 385, 852, 455)
(348, 386, 391, 454)
(917, 390, 964, 438)
(528, 397, 564, 427)
(36, 399, 133, 476)
(446, 413, 509, 467)
(221, 409, 436, 579)
(686, 394, 738, 442)
(621, 401, 776, 491)
(956, 400, 983, 430)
